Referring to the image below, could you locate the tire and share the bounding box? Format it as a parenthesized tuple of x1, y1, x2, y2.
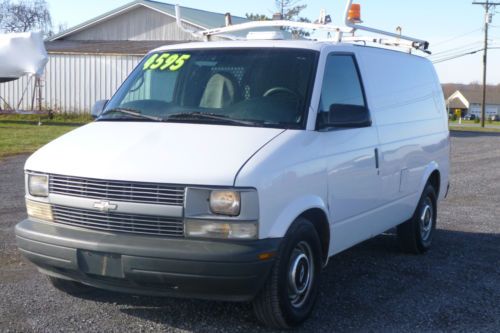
(397, 183, 437, 254)
(252, 217, 322, 329)
(48, 276, 96, 296)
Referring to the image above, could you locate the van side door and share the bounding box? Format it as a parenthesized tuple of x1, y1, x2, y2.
(318, 53, 385, 254)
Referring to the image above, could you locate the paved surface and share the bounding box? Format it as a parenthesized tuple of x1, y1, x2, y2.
(0, 131, 499, 332)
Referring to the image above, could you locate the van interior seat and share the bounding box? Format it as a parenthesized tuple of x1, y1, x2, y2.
(199, 72, 238, 109)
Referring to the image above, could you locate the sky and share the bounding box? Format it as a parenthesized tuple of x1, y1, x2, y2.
(45, 0, 500, 84)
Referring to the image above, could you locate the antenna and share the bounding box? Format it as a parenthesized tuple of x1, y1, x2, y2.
(225, 13, 233, 27)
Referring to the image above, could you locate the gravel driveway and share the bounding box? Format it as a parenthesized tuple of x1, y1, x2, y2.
(1, 131, 499, 332)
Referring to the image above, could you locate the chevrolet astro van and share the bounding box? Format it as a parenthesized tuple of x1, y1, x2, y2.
(15, 38, 450, 328)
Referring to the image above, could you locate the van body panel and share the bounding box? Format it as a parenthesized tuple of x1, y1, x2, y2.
(234, 130, 329, 239)
(16, 40, 450, 303)
(25, 121, 284, 186)
(355, 47, 449, 233)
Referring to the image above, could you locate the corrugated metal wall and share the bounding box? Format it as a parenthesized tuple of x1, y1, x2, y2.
(66, 6, 199, 41)
(0, 53, 143, 113)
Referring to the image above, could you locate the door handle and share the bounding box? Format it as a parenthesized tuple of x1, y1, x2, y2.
(374, 148, 379, 169)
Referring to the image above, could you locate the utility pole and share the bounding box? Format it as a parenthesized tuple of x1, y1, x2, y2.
(473, 1, 499, 128)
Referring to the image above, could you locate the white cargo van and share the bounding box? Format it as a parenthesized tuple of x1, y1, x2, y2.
(15, 3, 450, 329)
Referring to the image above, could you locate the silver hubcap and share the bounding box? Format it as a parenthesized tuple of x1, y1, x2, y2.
(288, 241, 314, 308)
(420, 197, 433, 241)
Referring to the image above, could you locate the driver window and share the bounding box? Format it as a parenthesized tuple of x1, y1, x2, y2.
(320, 54, 365, 112)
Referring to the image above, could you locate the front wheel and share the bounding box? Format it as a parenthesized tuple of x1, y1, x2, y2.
(252, 217, 322, 329)
(397, 183, 437, 254)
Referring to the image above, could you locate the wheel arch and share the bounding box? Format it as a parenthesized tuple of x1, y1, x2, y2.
(419, 162, 441, 198)
(268, 195, 330, 265)
(428, 169, 441, 197)
(298, 208, 330, 265)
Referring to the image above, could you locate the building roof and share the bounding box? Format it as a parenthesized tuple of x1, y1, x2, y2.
(459, 88, 500, 105)
(448, 98, 467, 109)
(48, 0, 248, 42)
(445, 84, 500, 106)
(44, 40, 184, 55)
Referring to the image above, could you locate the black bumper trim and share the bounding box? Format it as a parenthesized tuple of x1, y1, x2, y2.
(16, 219, 281, 301)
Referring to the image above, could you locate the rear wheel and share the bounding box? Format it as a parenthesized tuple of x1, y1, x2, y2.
(48, 276, 96, 295)
(397, 183, 437, 254)
(252, 217, 322, 329)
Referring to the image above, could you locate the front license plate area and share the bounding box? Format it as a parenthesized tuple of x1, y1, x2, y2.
(78, 250, 124, 278)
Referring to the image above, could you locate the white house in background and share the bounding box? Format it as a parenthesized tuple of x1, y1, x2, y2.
(446, 87, 500, 118)
(0, 0, 250, 113)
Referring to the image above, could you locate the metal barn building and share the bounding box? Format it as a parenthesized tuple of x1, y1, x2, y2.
(0, 0, 248, 113)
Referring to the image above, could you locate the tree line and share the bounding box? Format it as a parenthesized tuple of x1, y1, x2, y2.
(0, 0, 66, 37)
(0, 0, 309, 37)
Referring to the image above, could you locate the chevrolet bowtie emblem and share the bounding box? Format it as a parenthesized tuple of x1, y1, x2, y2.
(93, 201, 118, 212)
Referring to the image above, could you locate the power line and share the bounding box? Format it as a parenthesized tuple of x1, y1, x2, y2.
(430, 42, 484, 58)
(472, 0, 499, 127)
(432, 40, 483, 53)
(432, 28, 482, 47)
(431, 45, 500, 63)
(429, 45, 486, 62)
(432, 48, 484, 64)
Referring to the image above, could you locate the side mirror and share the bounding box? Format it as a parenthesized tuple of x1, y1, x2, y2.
(91, 100, 108, 119)
(317, 104, 372, 129)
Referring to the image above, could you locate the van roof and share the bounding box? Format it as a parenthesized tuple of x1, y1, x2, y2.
(150, 40, 427, 58)
(152, 40, 328, 53)
(151, 40, 376, 52)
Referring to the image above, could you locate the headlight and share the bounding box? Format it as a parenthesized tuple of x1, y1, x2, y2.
(26, 199, 53, 222)
(28, 174, 49, 197)
(185, 219, 257, 240)
(209, 190, 241, 216)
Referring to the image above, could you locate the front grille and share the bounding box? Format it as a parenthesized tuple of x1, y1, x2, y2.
(49, 175, 185, 206)
(52, 205, 184, 237)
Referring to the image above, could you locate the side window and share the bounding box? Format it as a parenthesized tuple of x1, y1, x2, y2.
(320, 54, 365, 112)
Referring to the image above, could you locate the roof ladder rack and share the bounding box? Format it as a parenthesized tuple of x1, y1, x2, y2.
(174, 0, 430, 52)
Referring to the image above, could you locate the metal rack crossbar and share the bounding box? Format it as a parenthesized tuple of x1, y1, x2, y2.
(175, 0, 430, 53)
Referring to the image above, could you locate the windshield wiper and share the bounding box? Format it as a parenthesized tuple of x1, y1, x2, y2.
(165, 112, 258, 126)
(101, 108, 163, 122)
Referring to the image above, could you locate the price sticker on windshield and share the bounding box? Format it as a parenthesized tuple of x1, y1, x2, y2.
(143, 53, 191, 71)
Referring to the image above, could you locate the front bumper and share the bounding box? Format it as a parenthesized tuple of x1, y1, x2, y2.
(15, 219, 280, 302)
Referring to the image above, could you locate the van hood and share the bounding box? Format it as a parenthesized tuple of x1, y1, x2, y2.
(25, 122, 285, 186)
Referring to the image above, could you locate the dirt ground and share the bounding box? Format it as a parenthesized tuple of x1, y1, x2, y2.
(0, 131, 499, 332)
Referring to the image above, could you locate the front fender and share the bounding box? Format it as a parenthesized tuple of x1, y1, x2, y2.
(268, 195, 329, 238)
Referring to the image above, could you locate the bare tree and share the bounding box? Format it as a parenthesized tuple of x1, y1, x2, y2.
(0, 0, 8, 26)
(245, 13, 270, 21)
(246, 0, 310, 38)
(46, 21, 68, 38)
(1, 0, 52, 35)
(275, 0, 306, 20)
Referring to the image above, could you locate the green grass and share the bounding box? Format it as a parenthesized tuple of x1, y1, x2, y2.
(0, 121, 81, 160)
(0, 113, 93, 125)
(449, 119, 500, 125)
(2, 114, 497, 160)
(449, 126, 500, 133)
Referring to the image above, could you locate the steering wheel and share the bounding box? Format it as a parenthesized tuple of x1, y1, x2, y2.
(263, 86, 298, 98)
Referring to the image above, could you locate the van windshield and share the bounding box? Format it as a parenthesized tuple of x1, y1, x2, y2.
(100, 48, 318, 129)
